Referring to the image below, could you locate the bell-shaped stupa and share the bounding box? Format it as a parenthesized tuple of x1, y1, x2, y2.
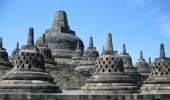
(141, 44, 170, 93)
(69, 42, 83, 66)
(135, 51, 150, 86)
(119, 44, 140, 86)
(74, 37, 99, 75)
(9, 42, 20, 64)
(36, 10, 84, 59)
(148, 57, 152, 72)
(81, 33, 139, 94)
(37, 34, 57, 69)
(0, 37, 12, 80)
(0, 28, 61, 93)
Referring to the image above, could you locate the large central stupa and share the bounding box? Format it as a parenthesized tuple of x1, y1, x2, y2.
(36, 10, 84, 59)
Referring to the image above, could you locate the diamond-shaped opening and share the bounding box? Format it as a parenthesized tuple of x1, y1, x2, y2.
(114, 69, 117, 72)
(105, 65, 108, 69)
(161, 73, 163, 76)
(155, 72, 158, 75)
(103, 61, 105, 64)
(109, 61, 111, 64)
(111, 65, 114, 68)
(106, 58, 108, 60)
(26, 60, 28, 64)
(158, 69, 161, 71)
(27, 52, 29, 56)
(114, 61, 117, 64)
(21, 52, 24, 56)
(165, 65, 168, 68)
(23, 56, 26, 59)
(18, 56, 20, 59)
(20, 60, 22, 64)
(111, 58, 114, 60)
(108, 69, 111, 73)
(102, 69, 105, 72)
(98, 69, 100, 72)
(166, 72, 168, 75)
(100, 65, 102, 68)
(22, 64, 25, 68)
(28, 64, 31, 69)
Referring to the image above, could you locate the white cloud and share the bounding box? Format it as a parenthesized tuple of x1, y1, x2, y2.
(128, 0, 152, 7)
(155, 13, 170, 38)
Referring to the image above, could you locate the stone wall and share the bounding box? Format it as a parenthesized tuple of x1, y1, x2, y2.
(0, 93, 169, 100)
(46, 58, 88, 90)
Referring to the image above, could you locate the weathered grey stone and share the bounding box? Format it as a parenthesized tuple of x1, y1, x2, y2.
(35, 10, 84, 59)
(71, 42, 83, 61)
(37, 34, 57, 69)
(0, 28, 61, 93)
(75, 37, 99, 75)
(0, 37, 12, 80)
(119, 44, 141, 86)
(9, 42, 20, 64)
(135, 51, 150, 86)
(141, 44, 170, 93)
(81, 33, 139, 94)
(148, 57, 152, 71)
(1, 93, 170, 100)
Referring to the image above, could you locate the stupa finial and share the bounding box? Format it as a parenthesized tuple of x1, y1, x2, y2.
(89, 36, 93, 47)
(122, 44, 126, 54)
(27, 28, 34, 46)
(41, 34, 45, 45)
(0, 37, 2, 48)
(16, 42, 19, 49)
(102, 46, 105, 52)
(140, 51, 143, 60)
(160, 43, 165, 58)
(106, 33, 113, 52)
(149, 57, 151, 63)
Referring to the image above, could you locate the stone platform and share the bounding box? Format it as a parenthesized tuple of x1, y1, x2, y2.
(0, 90, 170, 100)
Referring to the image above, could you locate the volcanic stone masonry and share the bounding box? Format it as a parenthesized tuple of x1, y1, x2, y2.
(135, 51, 150, 87)
(141, 44, 170, 93)
(119, 44, 141, 86)
(81, 33, 139, 94)
(36, 10, 84, 59)
(0, 37, 12, 80)
(74, 36, 99, 76)
(70, 42, 83, 64)
(37, 34, 57, 70)
(0, 28, 61, 93)
(9, 42, 20, 64)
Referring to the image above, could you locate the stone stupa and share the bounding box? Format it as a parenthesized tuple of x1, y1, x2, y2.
(69, 42, 83, 65)
(0, 28, 61, 93)
(81, 33, 139, 94)
(37, 34, 57, 70)
(36, 10, 84, 59)
(141, 44, 170, 93)
(0, 37, 12, 80)
(135, 51, 150, 86)
(9, 42, 20, 64)
(74, 36, 99, 75)
(119, 44, 140, 86)
(148, 57, 152, 72)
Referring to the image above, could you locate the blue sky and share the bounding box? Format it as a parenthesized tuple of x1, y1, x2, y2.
(0, 0, 170, 65)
